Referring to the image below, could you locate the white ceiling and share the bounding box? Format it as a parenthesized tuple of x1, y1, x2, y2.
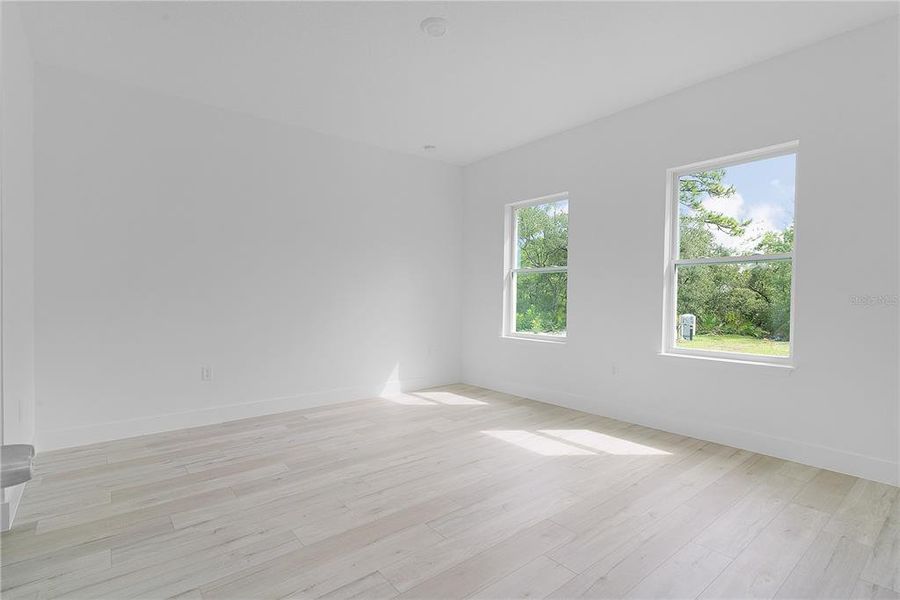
(18, 2, 899, 165)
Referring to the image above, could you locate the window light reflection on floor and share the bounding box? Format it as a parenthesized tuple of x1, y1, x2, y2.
(383, 393, 438, 406)
(413, 391, 488, 405)
(383, 391, 489, 406)
(539, 429, 670, 455)
(482, 430, 596, 456)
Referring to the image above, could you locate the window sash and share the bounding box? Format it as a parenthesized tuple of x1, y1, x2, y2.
(507, 270, 568, 339)
(510, 266, 568, 275)
(668, 257, 794, 362)
(672, 252, 791, 267)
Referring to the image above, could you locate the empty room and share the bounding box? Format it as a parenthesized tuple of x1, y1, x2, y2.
(1, 1, 898, 598)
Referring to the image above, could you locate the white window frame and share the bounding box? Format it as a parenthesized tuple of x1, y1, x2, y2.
(503, 192, 569, 343)
(661, 141, 799, 366)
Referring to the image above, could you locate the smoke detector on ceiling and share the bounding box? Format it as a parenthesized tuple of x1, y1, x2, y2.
(420, 17, 447, 38)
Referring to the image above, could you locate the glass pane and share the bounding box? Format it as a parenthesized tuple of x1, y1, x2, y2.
(675, 261, 791, 357)
(516, 199, 568, 268)
(679, 153, 795, 259)
(515, 271, 567, 336)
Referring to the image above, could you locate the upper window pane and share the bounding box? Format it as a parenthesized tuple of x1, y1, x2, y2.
(516, 199, 568, 268)
(679, 154, 796, 259)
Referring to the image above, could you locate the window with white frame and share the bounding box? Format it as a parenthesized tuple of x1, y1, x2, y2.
(664, 143, 797, 362)
(504, 193, 569, 339)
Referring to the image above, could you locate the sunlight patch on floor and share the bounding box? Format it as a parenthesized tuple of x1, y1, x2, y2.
(382, 390, 490, 406)
(539, 429, 670, 455)
(383, 393, 438, 406)
(414, 391, 489, 405)
(482, 430, 596, 456)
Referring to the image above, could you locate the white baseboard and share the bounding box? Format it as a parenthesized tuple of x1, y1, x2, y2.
(36, 375, 453, 452)
(464, 375, 900, 487)
(1, 483, 27, 532)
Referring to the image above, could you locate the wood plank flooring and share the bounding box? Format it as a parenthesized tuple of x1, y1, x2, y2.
(2, 384, 898, 599)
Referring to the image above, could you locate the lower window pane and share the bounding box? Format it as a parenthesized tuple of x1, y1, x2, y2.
(515, 271, 567, 336)
(675, 261, 791, 357)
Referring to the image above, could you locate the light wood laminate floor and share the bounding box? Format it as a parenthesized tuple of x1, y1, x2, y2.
(2, 385, 898, 599)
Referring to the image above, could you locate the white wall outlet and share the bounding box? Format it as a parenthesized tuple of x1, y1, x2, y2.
(201, 365, 213, 382)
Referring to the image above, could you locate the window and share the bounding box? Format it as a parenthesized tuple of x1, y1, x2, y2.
(504, 193, 569, 340)
(663, 143, 797, 363)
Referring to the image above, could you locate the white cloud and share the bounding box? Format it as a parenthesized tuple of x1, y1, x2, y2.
(741, 208, 778, 251)
(702, 193, 745, 249)
(702, 193, 743, 220)
(700, 192, 789, 253)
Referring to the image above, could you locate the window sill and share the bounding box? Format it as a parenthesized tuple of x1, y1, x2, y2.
(658, 351, 794, 370)
(501, 333, 567, 345)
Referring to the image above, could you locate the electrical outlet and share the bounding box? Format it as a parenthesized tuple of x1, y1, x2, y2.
(201, 365, 213, 382)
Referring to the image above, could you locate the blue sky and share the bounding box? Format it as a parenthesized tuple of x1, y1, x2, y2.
(685, 153, 796, 252)
(722, 154, 796, 230)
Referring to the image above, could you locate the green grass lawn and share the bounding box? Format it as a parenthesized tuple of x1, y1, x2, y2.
(677, 334, 790, 357)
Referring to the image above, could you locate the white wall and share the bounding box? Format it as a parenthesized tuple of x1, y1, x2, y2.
(1, 1, 36, 529)
(33, 65, 462, 449)
(1, 2, 36, 447)
(461, 19, 900, 485)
